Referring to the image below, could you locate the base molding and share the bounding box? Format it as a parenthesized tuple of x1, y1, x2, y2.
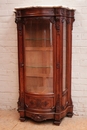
(18, 105, 73, 125)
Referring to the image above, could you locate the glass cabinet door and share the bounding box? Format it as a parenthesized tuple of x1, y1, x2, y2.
(24, 18, 53, 94)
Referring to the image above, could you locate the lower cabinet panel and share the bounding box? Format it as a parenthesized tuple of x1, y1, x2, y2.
(25, 94, 54, 110)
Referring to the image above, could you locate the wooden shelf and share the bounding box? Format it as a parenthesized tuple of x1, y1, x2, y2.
(25, 47, 53, 51)
(26, 74, 53, 78)
(26, 66, 52, 68)
(25, 38, 50, 41)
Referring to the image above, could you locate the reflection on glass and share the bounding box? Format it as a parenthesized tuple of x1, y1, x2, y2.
(63, 20, 66, 91)
(24, 19, 53, 94)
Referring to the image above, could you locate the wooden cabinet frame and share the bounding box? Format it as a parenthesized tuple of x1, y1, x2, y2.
(15, 7, 75, 125)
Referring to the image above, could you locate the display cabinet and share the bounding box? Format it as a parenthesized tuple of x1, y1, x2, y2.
(15, 6, 75, 125)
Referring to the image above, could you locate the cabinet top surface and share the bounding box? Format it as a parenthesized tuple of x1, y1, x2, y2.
(14, 6, 75, 10)
(14, 6, 75, 18)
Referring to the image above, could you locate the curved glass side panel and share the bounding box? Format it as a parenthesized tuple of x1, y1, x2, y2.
(63, 20, 66, 92)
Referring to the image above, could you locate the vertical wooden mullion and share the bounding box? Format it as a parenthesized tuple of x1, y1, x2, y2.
(53, 23, 57, 106)
(17, 21, 25, 116)
(66, 18, 73, 106)
(59, 18, 63, 108)
(55, 17, 63, 113)
(56, 19, 60, 110)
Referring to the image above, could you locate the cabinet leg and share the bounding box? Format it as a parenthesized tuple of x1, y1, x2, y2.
(67, 112, 73, 118)
(20, 117, 26, 122)
(53, 120, 61, 125)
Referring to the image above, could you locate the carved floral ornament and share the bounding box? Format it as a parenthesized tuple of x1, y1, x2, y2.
(25, 96, 52, 109)
(15, 17, 21, 23)
(54, 8, 68, 16)
(31, 114, 45, 122)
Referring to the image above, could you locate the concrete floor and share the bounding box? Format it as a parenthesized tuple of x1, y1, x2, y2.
(0, 110, 87, 130)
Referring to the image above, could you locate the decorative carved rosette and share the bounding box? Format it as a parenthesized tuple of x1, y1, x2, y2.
(15, 17, 23, 36)
(54, 8, 66, 16)
(55, 17, 60, 34)
(30, 114, 45, 122)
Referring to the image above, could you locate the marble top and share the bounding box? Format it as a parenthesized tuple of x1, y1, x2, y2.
(14, 6, 75, 10)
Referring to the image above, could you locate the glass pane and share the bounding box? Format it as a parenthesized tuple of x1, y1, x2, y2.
(24, 19, 53, 94)
(63, 20, 66, 91)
